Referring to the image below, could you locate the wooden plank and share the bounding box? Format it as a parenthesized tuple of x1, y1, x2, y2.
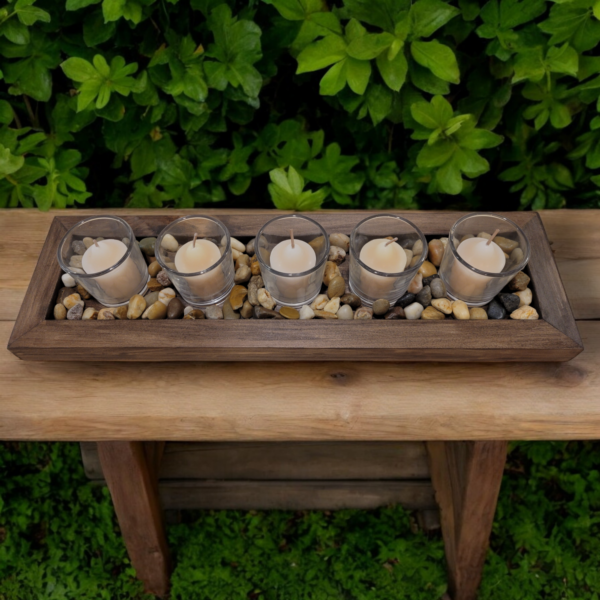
(80, 441, 430, 480)
(157, 480, 437, 511)
(97, 442, 170, 598)
(1, 319, 598, 441)
(427, 441, 508, 600)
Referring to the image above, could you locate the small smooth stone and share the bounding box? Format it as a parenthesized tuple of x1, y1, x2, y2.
(440, 237, 448, 249)
(428, 239, 444, 267)
(477, 232, 491, 240)
(430, 278, 446, 299)
(323, 297, 340, 314)
(167, 297, 184, 319)
(328, 246, 346, 265)
(487, 300, 507, 320)
(240, 301, 254, 319)
(185, 309, 205, 320)
(385, 307, 405, 319)
(313, 309, 337, 319)
(234, 265, 251, 284)
(184, 306, 193, 316)
(67, 303, 84, 320)
(431, 298, 453, 315)
(470, 307, 488, 320)
(337, 304, 353, 320)
(250, 256, 261, 276)
(404, 248, 413, 265)
(308, 237, 325, 253)
(57, 287, 73, 306)
(323, 261, 342, 286)
(354, 307, 373, 320)
(61, 273, 76, 287)
(422, 274, 440, 287)
(340, 293, 361, 308)
(230, 237, 246, 253)
(248, 276, 264, 306)
(311, 294, 329, 311)
(299, 305, 315, 320)
(205, 305, 224, 320)
(280, 306, 300, 320)
(498, 293, 520, 314)
(327, 276, 346, 299)
(508, 271, 530, 292)
(421, 306, 445, 320)
(412, 239, 423, 256)
(63, 293, 81, 310)
(158, 288, 176, 306)
(71, 240, 86, 255)
(246, 238, 256, 256)
(223, 300, 240, 320)
(157, 270, 171, 287)
(148, 261, 162, 277)
(372, 298, 390, 316)
(235, 254, 251, 270)
(113, 305, 128, 320)
(142, 301, 167, 320)
(76, 283, 90, 300)
(95, 237, 104, 242)
(183, 314, 195, 320)
(460, 234, 474, 243)
(127, 295, 146, 319)
(416, 286, 432, 308)
(254, 306, 283, 319)
(329, 233, 350, 252)
(147, 278, 164, 292)
(410, 255, 420, 268)
(54, 304, 67, 320)
(69, 255, 83, 269)
(452, 300, 470, 320)
(82, 307, 98, 320)
(145, 291, 160, 306)
(232, 248, 243, 261)
(511, 306, 539, 320)
(408, 273, 423, 295)
(83, 237, 94, 249)
(139, 237, 156, 257)
(397, 293, 416, 308)
(258, 288, 276, 310)
(494, 236, 518, 253)
(404, 302, 424, 320)
(98, 307, 115, 320)
(161, 233, 179, 252)
(515, 288, 532, 307)
(418, 261, 437, 278)
(510, 247, 524, 266)
(230, 285, 249, 310)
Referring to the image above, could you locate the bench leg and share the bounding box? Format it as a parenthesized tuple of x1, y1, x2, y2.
(427, 441, 508, 600)
(97, 441, 170, 598)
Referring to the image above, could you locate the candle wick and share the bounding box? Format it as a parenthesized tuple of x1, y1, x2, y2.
(384, 237, 398, 247)
(193, 233, 198, 248)
(290, 229, 295, 250)
(486, 229, 500, 246)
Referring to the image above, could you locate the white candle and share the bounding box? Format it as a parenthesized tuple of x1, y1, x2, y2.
(359, 238, 407, 297)
(450, 237, 505, 298)
(269, 236, 316, 300)
(175, 237, 224, 297)
(82, 239, 143, 303)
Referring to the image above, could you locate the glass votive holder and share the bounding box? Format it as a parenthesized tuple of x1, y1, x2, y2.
(57, 216, 149, 307)
(256, 214, 329, 308)
(155, 215, 235, 308)
(349, 214, 428, 307)
(438, 213, 531, 306)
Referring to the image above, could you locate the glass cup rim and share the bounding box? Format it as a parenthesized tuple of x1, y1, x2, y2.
(350, 213, 428, 278)
(57, 215, 136, 279)
(448, 213, 531, 278)
(256, 214, 330, 278)
(155, 215, 232, 277)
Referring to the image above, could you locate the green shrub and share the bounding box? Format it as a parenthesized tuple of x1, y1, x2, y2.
(0, 0, 599, 211)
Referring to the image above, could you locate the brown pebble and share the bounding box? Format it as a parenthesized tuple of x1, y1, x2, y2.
(385, 307, 405, 319)
(143, 301, 167, 320)
(183, 309, 205, 320)
(229, 285, 248, 310)
(235, 254, 251, 270)
(279, 306, 300, 319)
(250, 255, 261, 276)
(148, 261, 162, 277)
(470, 307, 488, 320)
(167, 298, 185, 319)
(97, 308, 115, 320)
(63, 293, 82, 310)
(56, 287, 73, 306)
(54, 304, 67, 320)
(156, 270, 171, 287)
(508, 271, 530, 292)
(223, 299, 240, 320)
(254, 306, 283, 319)
(327, 276, 346, 299)
(428, 239, 445, 267)
(113, 305, 128, 320)
(127, 295, 147, 319)
(340, 293, 361, 308)
(494, 236, 518, 253)
(421, 306, 445, 320)
(147, 278, 164, 292)
(323, 261, 342, 286)
(418, 261, 437, 278)
(76, 283, 91, 300)
(241, 301, 254, 319)
(314, 309, 338, 319)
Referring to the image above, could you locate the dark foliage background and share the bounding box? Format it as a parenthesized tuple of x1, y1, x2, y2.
(1, 0, 600, 212)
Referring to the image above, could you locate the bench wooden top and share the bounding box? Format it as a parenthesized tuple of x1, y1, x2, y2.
(1, 209, 598, 442)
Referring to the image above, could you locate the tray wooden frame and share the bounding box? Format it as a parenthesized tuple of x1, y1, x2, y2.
(8, 211, 583, 362)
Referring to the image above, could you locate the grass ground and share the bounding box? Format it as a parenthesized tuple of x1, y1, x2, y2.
(1, 442, 599, 600)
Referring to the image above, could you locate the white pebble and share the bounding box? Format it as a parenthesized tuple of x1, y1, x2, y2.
(158, 288, 176, 306)
(323, 297, 340, 314)
(83, 237, 94, 249)
(310, 294, 328, 311)
(515, 288, 532, 307)
(70, 267, 85, 274)
(404, 302, 424, 320)
(299, 305, 315, 320)
(258, 288, 276, 310)
(122, 237, 130, 245)
(230, 237, 246, 253)
(69, 255, 83, 269)
(184, 306, 194, 316)
(61, 273, 76, 287)
(161, 233, 179, 252)
(337, 304, 353, 320)
(232, 248, 243, 260)
(440, 237, 449, 249)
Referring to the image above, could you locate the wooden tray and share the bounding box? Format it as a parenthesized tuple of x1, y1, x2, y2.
(7, 211, 583, 362)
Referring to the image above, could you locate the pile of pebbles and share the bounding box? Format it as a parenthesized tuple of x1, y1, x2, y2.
(54, 232, 538, 322)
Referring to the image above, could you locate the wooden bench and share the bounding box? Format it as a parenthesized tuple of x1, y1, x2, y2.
(1, 209, 598, 600)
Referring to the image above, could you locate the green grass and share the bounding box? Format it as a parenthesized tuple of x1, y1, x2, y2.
(1, 442, 599, 600)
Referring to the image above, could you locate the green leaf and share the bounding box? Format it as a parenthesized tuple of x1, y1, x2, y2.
(377, 51, 408, 92)
(539, 1, 600, 52)
(417, 139, 456, 167)
(458, 128, 504, 149)
(0, 19, 30, 45)
(512, 48, 545, 83)
(346, 32, 394, 60)
(0, 100, 13, 124)
(546, 43, 579, 77)
(345, 57, 371, 95)
(102, 0, 125, 22)
(410, 0, 460, 39)
(268, 165, 326, 210)
(319, 59, 347, 95)
(435, 155, 462, 194)
(296, 34, 347, 73)
(411, 95, 453, 129)
(61, 57, 99, 82)
(411, 40, 460, 84)
(15, 0, 51, 26)
(0, 145, 24, 176)
(66, 0, 101, 9)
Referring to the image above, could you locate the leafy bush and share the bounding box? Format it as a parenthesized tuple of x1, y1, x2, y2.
(1, 0, 600, 211)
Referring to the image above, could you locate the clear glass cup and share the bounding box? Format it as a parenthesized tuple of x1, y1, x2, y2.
(349, 214, 428, 307)
(256, 214, 329, 308)
(438, 213, 531, 306)
(57, 215, 149, 307)
(155, 216, 235, 308)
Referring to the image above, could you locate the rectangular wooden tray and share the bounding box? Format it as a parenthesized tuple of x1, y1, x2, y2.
(8, 211, 583, 362)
